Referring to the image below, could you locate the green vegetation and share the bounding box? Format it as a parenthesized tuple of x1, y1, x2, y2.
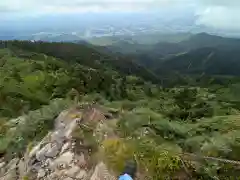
(0, 47, 128, 118)
(0, 99, 71, 159)
(100, 87, 240, 179)
(1, 38, 240, 179)
(104, 33, 240, 78)
(5, 40, 160, 84)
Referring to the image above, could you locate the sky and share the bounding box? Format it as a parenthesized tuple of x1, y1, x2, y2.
(0, 0, 239, 31)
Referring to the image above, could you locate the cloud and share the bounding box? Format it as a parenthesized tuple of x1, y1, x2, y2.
(0, 0, 189, 13)
(195, 0, 240, 31)
(0, 0, 239, 31)
(199, 0, 240, 7)
(196, 7, 240, 31)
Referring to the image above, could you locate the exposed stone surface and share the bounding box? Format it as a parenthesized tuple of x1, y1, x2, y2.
(76, 153, 87, 168)
(60, 142, 71, 154)
(0, 158, 19, 180)
(37, 169, 46, 179)
(44, 143, 61, 158)
(0, 162, 6, 169)
(52, 152, 74, 168)
(90, 162, 116, 180)
(65, 166, 80, 177)
(76, 170, 87, 179)
(63, 177, 73, 180)
(18, 159, 27, 179)
(0, 105, 116, 180)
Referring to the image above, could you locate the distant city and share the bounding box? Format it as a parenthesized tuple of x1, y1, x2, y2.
(0, 12, 239, 42)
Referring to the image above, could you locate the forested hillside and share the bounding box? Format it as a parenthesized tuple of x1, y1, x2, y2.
(1, 39, 240, 179)
(2, 41, 160, 84)
(156, 47, 240, 76)
(0, 46, 153, 118)
(106, 33, 240, 77)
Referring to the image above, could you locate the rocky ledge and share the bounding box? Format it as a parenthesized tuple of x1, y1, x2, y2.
(0, 104, 116, 180)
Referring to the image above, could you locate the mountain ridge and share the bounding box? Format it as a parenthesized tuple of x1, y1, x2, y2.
(105, 33, 240, 76)
(3, 40, 160, 84)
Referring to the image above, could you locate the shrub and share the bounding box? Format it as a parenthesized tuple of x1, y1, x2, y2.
(101, 138, 135, 173)
(101, 137, 182, 179)
(1, 99, 71, 159)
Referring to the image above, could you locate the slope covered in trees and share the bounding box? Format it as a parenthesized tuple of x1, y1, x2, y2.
(105, 33, 240, 77)
(2, 40, 160, 84)
(0, 47, 132, 118)
(1, 40, 240, 179)
(156, 47, 240, 76)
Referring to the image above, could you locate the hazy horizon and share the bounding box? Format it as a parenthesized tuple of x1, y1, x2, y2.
(0, 0, 239, 39)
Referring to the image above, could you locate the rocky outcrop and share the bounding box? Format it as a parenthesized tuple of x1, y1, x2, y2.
(90, 162, 116, 180)
(0, 104, 117, 180)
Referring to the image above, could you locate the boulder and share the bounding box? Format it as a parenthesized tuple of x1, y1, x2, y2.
(36, 144, 51, 161)
(76, 170, 87, 180)
(50, 151, 74, 169)
(0, 162, 6, 176)
(29, 143, 42, 159)
(60, 142, 71, 154)
(37, 168, 46, 179)
(51, 130, 66, 145)
(65, 121, 78, 138)
(65, 166, 80, 178)
(90, 162, 116, 180)
(45, 143, 61, 158)
(0, 162, 5, 169)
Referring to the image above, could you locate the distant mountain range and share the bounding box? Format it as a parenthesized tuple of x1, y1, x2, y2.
(103, 33, 240, 76)
(3, 32, 240, 81)
(156, 47, 240, 76)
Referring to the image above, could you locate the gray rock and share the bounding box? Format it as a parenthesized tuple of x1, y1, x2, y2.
(65, 166, 80, 177)
(76, 170, 87, 179)
(90, 162, 116, 180)
(31, 162, 42, 172)
(45, 143, 61, 158)
(36, 144, 51, 161)
(51, 130, 66, 145)
(63, 177, 73, 180)
(29, 143, 42, 159)
(60, 142, 71, 155)
(50, 151, 74, 169)
(37, 168, 46, 179)
(0, 162, 6, 169)
(45, 158, 53, 167)
(47, 171, 60, 180)
(18, 159, 27, 179)
(65, 121, 78, 139)
(55, 110, 69, 128)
